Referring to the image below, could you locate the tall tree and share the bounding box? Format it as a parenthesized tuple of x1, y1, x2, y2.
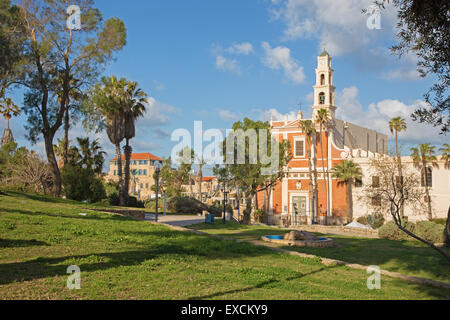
(121, 81, 147, 205)
(389, 116, 407, 217)
(75, 137, 106, 175)
(223, 118, 291, 224)
(317, 109, 331, 220)
(331, 160, 362, 223)
(0, 98, 20, 131)
(0, 0, 26, 100)
(89, 76, 127, 206)
(374, 0, 449, 134)
(439, 143, 450, 247)
(411, 144, 438, 220)
(17, 0, 126, 196)
(363, 156, 449, 261)
(0, 97, 20, 146)
(440, 143, 450, 169)
(299, 120, 317, 223)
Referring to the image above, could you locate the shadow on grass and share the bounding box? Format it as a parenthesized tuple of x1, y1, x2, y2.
(0, 239, 49, 248)
(0, 207, 132, 222)
(191, 223, 450, 284)
(187, 266, 333, 300)
(0, 233, 284, 286)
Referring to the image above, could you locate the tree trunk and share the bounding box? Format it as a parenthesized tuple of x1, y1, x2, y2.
(116, 143, 126, 207)
(198, 167, 203, 202)
(44, 133, 61, 197)
(423, 159, 433, 220)
(445, 206, 450, 248)
(396, 221, 449, 262)
(243, 194, 252, 224)
(123, 139, 132, 206)
(346, 181, 353, 223)
(320, 127, 328, 224)
(63, 101, 69, 165)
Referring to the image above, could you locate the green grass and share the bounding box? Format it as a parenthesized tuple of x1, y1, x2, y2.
(0, 191, 449, 300)
(188, 222, 450, 284)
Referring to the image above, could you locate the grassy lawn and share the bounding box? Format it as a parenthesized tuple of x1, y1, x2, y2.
(0, 191, 449, 300)
(188, 222, 450, 284)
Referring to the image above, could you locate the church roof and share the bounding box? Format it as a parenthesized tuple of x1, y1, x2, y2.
(320, 50, 330, 57)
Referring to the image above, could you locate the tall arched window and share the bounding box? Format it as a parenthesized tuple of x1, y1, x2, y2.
(421, 167, 433, 188)
(321, 74, 325, 85)
(319, 92, 325, 105)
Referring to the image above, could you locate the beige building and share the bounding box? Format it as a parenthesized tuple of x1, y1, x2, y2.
(106, 153, 163, 200)
(352, 156, 450, 222)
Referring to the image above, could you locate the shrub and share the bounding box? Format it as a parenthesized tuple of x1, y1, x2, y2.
(379, 221, 416, 241)
(61, 165, 106, 203)
(368, 212, 385, 229)
(168, 197, 208, 214)
(357, 216, 369, 226)
(254, 209, 266, 223)
(108, 192, 120, 206)
(415, 221, 445, 244)
(89, 178, 107, 203)
(126, 196, 145, 208)
(61, 165, 93, 202)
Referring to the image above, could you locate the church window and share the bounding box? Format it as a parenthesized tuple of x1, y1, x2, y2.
(319, 92, 325, 105)
(321, 74, 325, 85)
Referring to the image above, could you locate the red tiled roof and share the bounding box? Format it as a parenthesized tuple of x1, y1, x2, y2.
(112, 153, 163, 162)
(202, 177, 216, 182)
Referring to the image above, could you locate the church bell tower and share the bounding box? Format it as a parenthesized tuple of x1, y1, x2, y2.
(312, 50, 337, 120)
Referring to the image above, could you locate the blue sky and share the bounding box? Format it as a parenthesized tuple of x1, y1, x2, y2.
(3, 0, 448, 173)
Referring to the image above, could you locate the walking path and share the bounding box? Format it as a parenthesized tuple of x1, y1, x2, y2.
(145, 214, 205, 227)
(147, 220, 450, 290)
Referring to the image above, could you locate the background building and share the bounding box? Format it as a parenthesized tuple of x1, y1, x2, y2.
(259, 51, 388, 226)
(106, 153, 163, 200)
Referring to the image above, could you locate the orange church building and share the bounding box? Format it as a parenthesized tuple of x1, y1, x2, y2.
(258, 51, 388, 226)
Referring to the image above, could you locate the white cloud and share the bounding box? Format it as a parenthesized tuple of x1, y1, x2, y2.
(383, 69, 421, 81)
(218, 109, 240, 122)
(269, 0, 398, 56)
(138, 97, 179, 127)
(226, 42, 255, 55)
(216, 55, 241, 74)
(335, 86, 445, 144)
(255, 108, 298, 122)
(261, 42, 306, 84)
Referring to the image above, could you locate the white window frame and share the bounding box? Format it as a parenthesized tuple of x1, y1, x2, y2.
(293, 137, 306, 158)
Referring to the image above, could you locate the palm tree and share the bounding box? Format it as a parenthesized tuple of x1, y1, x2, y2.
(331, 160, 362, 223)
(300, 120, 317, 223)
(440, 143, 450, 169)
(76, 137, 107, 175)
(121, 81, 147, 205)
(317, 108, 330, 221)
(196, 155, 206, 202)
(389, 117, 407, 217)
(411, 144, 438, 220)
(1, 98, 20, 145)
(0, 98, 20, 130)
(91, 76, 127, 205)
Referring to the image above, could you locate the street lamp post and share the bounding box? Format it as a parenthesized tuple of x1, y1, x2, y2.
(222, 184, 228, 224)
(155, 162, 162, 222)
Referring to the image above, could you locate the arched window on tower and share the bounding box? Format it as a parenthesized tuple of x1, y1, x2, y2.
(319, 92, 325, 105)
(321, 74, 325, 85)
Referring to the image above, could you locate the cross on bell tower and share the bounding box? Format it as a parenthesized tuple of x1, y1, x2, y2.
(312, 49, 337, 121)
